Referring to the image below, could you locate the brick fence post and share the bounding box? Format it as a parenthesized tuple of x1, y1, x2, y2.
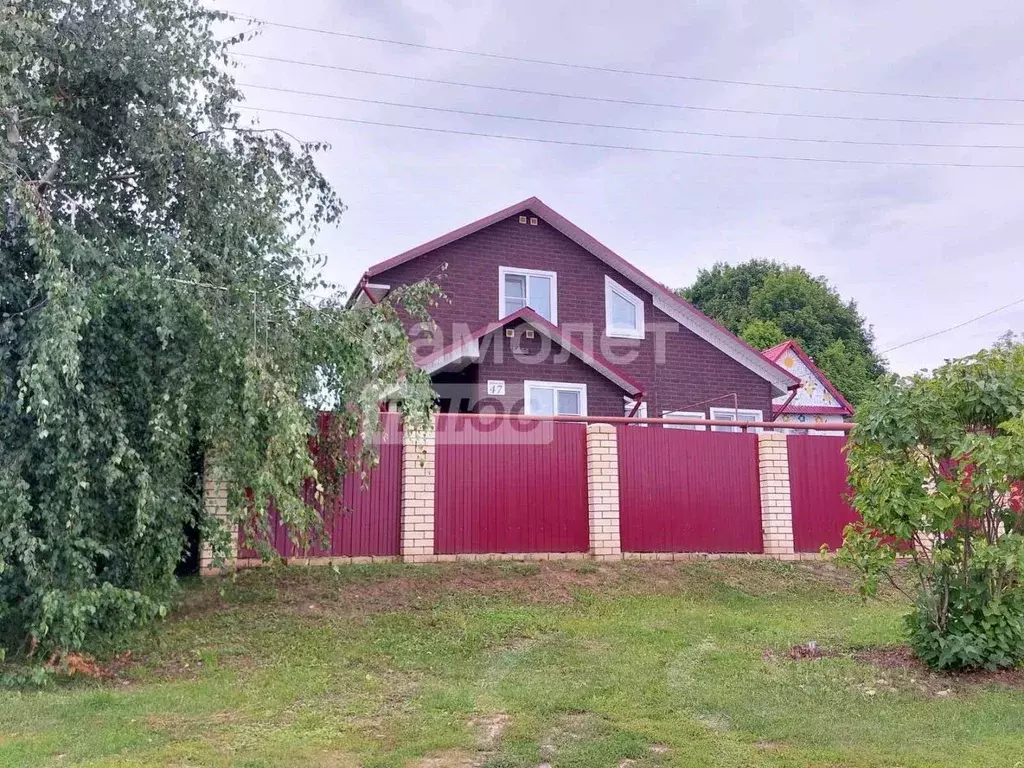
(401, 417, 437, 562)
(757, 432, 795, 557)
(200, 459, 237, 571)
(587, 423, 622, 560)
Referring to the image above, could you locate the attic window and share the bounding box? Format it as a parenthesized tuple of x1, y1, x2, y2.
(604, 276, 644, 339)
(499, 266, 557, 323)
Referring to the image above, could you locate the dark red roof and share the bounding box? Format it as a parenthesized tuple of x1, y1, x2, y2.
(762, 341, 792, 360)
(771, 404, 851, 415)
(418, 307, 644, 396)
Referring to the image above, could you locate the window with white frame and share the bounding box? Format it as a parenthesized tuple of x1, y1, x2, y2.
(624, 397, 648, 426)
(709, 407, 763, 433)
(604, 276, 644, 339)
(499, 267, 557, 323)
(662, 410, 707, 430)
(524, 381, 587, 416)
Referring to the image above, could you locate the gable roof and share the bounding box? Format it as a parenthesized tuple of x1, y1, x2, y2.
(419, 307, 644, 397)
(762, 339, 854, 415)
(350, 281, 392, 308)
(363, 197, 800, 397)
(761, 341, 793, 360)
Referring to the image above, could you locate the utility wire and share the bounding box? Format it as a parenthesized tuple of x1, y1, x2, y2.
(230, 14, 1024, 104)
(237, 105, 1024, 168)
(882, 297, 1024, 353)
(233, 54, 1024, 128)
(240, 82, 1024, 151)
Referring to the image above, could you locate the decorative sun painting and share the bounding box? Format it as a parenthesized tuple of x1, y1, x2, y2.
(762, 340, 853, 436)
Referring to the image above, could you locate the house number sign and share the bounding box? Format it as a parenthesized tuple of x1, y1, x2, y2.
(486, 380, 506, 396)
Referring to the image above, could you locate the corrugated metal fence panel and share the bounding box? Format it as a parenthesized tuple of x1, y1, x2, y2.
(618, 426, 763, 553)
(237, 502, 286, 560)
(325, 412, 403, 557)
(237, 412, 403, 558)
(787, 434, 857, 552)
(434, 415, 589, 554)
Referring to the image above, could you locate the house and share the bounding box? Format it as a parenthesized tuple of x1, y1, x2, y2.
(352, 197, 800, 426)
(762, 339, 854, 434)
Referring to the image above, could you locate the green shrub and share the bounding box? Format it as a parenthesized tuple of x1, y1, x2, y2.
(838, 338, 1024, 670)
(906, 551, 1024, 670)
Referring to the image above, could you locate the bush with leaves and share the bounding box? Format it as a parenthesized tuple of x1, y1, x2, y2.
(838, 339, 1024, 670)
(0, 1, 436, 667)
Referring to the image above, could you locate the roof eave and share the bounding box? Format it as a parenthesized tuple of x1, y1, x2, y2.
(417, 308, 644, 397)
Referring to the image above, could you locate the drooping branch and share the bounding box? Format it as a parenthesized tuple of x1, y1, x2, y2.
(4, 296, 50, 319)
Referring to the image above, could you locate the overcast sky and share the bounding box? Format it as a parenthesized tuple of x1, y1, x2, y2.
(216, 0, 1023, 374)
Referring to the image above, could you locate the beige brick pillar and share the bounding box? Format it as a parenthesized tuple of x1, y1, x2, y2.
(401, 417, 437, 562)
(758, 432, 795, 557)
(587, 423, 622, 560)
(200, 460, 237, 571)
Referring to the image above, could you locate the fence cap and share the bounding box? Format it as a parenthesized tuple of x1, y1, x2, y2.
(432, 412, 854, 433)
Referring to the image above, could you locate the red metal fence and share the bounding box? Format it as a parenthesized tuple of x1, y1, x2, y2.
(617, 426, 764, 553)
(229, 413, 858, 562)
(787, 435, 857, 552)
(238, 412, 403, 558)
(433, 415, 590, 554)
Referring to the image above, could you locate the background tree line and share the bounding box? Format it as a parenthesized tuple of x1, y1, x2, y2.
(679, 260, 886, 405)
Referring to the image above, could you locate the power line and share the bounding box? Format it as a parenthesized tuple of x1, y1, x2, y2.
(882, 297, 1024, 353)
(237, 105, 1024, 168)
(233, 54, 1024, 128)
(240, 82, 1024, 151)
(231, 14, 1024, 105)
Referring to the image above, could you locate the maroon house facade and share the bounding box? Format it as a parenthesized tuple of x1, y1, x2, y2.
(352, 198, 800, 423)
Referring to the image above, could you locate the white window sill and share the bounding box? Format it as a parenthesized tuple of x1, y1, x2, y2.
(606, 327, 644, 340)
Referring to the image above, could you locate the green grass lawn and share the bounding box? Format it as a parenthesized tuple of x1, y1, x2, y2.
(2, 559, 1022, 767)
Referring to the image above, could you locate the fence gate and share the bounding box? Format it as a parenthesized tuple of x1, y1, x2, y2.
(238, 412, 403, 559)
(787, 435, 857, 552)
(617, 426, 763, 553)
(433, 415, 589, 554)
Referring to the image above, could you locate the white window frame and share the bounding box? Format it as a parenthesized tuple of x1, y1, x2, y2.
(663, 410, 707, 431)
(709, 407, 764, 433)
(604, 276, 645, 339)
(524, 380, 587, 416)
(624, 397, 648, 426)
(499, 266, 558, 324)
